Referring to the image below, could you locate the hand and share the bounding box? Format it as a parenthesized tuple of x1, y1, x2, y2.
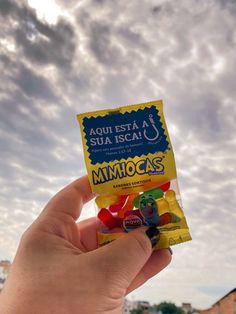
(0, 176, 172, 314)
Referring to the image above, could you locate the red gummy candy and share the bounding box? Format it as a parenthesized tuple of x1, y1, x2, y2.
(157, 212, 172, 226)
(109, 204, 122, 213)
(98, 208, 122, 229)
(159, 182, 170, 192)
(109, 195, 128, 213)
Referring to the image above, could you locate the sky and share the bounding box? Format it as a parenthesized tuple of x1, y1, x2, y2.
(0, 0, 236, 310)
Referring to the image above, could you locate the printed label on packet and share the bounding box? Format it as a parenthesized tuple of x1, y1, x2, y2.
(77, 100, 177, 195)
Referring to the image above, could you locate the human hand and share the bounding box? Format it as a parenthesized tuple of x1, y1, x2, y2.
(0, 176, 172, 314)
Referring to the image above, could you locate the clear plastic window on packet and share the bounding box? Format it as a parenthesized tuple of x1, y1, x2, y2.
(77, 100, 191, 249)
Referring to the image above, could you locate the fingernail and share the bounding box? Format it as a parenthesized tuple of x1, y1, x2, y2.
(168, 247, 173, 255)
(145, 227, 160, 248)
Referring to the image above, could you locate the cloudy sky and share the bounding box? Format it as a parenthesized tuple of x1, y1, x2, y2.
(0, 0, 236, 310)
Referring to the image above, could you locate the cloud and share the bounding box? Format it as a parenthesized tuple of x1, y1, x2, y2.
(12, 65, 58, 101)
(0, 0, 76, 68)
(0, 0, 15, 15)
(15, 18, 76, 67)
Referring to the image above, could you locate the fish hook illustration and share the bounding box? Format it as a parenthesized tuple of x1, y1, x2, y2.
(143, 114, 159, 141)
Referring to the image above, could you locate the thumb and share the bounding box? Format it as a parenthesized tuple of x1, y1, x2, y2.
(93, 227, 159, 290)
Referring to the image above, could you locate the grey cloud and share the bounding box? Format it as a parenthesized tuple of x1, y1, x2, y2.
(89, 22, 123, 65)
(175, 96, 222, 142)
(116, 27, 147, 48)
(0, 87, 84, 198)
(15, 19, 76, 67)
(0, 53, 14, 72)
(0, 0, 76, 68)
(11, 65, 57, 101)
(0, 0, 15, 16)
(152, 5, 162, 15)
(91, 0, 106, 4)
(167, 83, 236, 144)
(55, 0, 78, 9)
(217, 0, 236, 10)
(76, 6, 148, 67)
(0, 92, 55, 148)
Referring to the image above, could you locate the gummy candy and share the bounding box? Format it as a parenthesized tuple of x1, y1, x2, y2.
(156, 212, 180, 226)
(138, 194, 180, 227)
(95, 195, 120, 209)
(156, 198, 170, 215)
(133, 188, 164, 208)
(159, 181, 170, 192)
(109, 195, 128, 213)
(165, 190, 184, 218)
(157, 212, 172, 225)
(139, 195, 159, 227)
(117, 193, 139, 218)
(97, 208, 123, 229)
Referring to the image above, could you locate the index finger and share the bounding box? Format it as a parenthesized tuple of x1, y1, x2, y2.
(42, 175, 95, 220)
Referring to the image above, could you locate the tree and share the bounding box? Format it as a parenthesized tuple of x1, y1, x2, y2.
(130, 309, 143, 314)
(155, 301, 184, 314)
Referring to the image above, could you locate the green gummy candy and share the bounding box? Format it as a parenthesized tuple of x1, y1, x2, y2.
(133, 188, 164, 208)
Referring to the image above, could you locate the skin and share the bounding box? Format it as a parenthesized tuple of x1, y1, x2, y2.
(0, 176, 172, 314)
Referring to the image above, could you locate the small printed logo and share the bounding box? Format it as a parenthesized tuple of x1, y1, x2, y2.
(123, 214, 143, 232)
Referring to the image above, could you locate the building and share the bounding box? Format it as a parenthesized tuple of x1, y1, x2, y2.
(198, 288, 236, 314)
(0, 260, 11, 292)
(182, 302, 193, 313)
(123, 299, 137, 313)
(137, 300, 150, 313)
(122, 300, 151, 313)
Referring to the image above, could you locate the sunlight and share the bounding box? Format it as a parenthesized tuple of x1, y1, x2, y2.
(27, 0, 62, 24)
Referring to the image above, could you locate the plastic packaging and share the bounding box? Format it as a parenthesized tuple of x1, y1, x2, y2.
(77, 100, 191, 249)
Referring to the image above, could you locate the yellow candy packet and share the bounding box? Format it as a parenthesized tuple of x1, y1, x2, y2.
(77, 100, 191, 249)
